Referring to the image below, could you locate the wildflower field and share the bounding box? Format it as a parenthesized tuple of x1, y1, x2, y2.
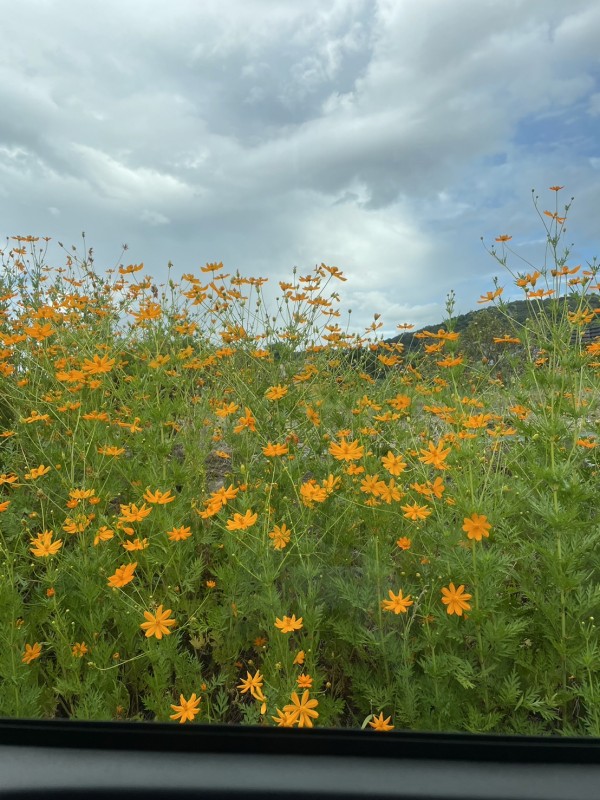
(1, 189, 599, 734)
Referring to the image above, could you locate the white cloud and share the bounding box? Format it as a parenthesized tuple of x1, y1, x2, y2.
(0, 0, 597, 333)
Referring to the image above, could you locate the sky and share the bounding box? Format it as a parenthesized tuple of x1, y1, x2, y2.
(1, 0, 599, 336)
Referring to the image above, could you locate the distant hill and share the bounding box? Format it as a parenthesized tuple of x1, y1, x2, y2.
(388, 293, 600, 350)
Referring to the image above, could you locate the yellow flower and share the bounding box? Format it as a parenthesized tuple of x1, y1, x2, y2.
(283, 690, 319, 728)
(140, 605, 177, 639)
(170, 693, 201, 723)
(226, 509, 258, 531)
(429, 477, 445, 499)
(81, 353, 116, 375)
(69, 488, 96, 500)
(167, 525, 192, 541)
(368, 712, 394, 731)
(24, 464, 51, 480)
(462, 513, 491, 541)
(215, 401, 239, 418)
(30, 530, 63, 557)
(360, 474, 380, 496)
(119, 502, 152, 522)
(122, 537, 149, 551)
(441, 583, 472, 616)
(22, 642, 42, 664)
(272, 708, 298, 727)
(401, 502, 431, 521)
(418, 441, 451, 470)
(300, 480, 328, 507)
(262, 442, 289, 457)
(98, 445, 125, 457)
(62, 514, 93, 534)
(265, 385, 288, 401)
(374, 478, 402, 504)
(275, 614, 303, 633)
(477, 287, 503, 303)
(233, 407, 256, 433)
(328, 437, 364, 461)
(143, 488, 176, 505)
(107, 562, 137, 588)
(381, 589, 414, 614)
(381, 451, 407, 475)
(268, 523, 291, 550)
(237, 670, 266, 701)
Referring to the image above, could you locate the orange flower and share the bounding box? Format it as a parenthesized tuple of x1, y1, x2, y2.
(119, 502, 152, 522)
(494, 235, 512, 242)
(72, 642, 89, 658)
(262, 442, 289, 457)
(360, 474, 380, 495)
(429, 477, 445, 499)
(300, 480, 328, 507)
(441, 583, 472, 616)
(94, 526, 114, 545)
(98, 445, 125, 457)
(375, 478, 403, 504)
(24, 464, 51, 480)
(22, 643, 42, 664)
(396, 537, 411, 550)
(237, 670, 266, 701)
(272, 708, 298, 727)
(381, 451, 407, 475)
(143, 488, 176, 505)
(119, 262, 144, 274)
(401, 502, 431, 521)
(265, 385, 289, 401)
(381, 589, 414, 614)
(268, 523, 291, 550)
(69, 488, 96, 500)
(107, 562, 137, 588)
(437, 355, 464, 368)
(462, 513, 491, 541)
(368, 712, 394, 731)
(140, 605, 177, 639)
(297, 674, 313, 689)
(170, 693, 201, 723)
(283, 690, 319, 728)
(148, 354, 171, 369)
(418, 440, 451, 470)
(576, 438, 596, 449)
(62, 514, 93, 534)
(477, 287, 503, 303)
(527, 288, 554, 299)
(226, 509, 258, 531)
(233, 407, 256, 433)
(30, 530, 63, 557)
(167, 525, 192, 541)
(122, 537, 149, 551)
(329, 437, 364, 461)
(81, 353, 116, 375)
(293, 650, 305, 665)
(275, 614, 303, 633)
